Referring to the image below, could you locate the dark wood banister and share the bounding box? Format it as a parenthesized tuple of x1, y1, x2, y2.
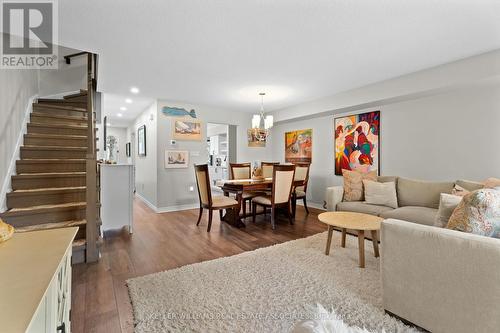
(85, 53, 99, 262)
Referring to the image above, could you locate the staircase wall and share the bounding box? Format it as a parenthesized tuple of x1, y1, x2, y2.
(0, 70, 39, 212)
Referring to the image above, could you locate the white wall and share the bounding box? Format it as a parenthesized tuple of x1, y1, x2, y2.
(127, 102, 158, 207)
(106, 127, 128, 164)
(155, 100, 272, 210)
(271, 82, 500, 206)
(0, 69, 39, 211)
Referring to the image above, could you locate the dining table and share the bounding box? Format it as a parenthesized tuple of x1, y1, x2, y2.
(216, 177, 306, 228)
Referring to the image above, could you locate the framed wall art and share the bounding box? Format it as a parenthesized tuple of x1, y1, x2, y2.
(285, 128, 312, 163)
(165, 150, 189, 168)
(334, 111, 380, 176)
(138, 125, 146, 156)
(172, 118, 202, 141)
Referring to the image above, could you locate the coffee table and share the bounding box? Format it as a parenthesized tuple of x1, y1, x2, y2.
(318, 211, 383, 268)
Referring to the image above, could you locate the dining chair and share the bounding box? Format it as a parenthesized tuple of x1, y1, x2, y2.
(194, 164, 239, 232)
(229, 163, 262, 218)
(292, 163, 311, 216)
(261, 162, 279, 178)
(252, 164, 296, 230)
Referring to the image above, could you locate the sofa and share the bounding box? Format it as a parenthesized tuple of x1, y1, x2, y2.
(326, 176, 500, 332)
(325, 176, 484, 226)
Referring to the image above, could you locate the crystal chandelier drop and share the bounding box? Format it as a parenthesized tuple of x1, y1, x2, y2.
(251, 92, 273, 141)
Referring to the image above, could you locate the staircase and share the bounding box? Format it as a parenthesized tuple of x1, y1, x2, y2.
(1, 54, 101, 263)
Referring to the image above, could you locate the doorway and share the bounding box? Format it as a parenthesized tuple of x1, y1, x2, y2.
(207, 123, 234, 187)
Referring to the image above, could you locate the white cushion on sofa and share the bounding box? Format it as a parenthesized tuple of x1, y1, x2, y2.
(363, 180, 398, 209)
(434, 193, 462, 228)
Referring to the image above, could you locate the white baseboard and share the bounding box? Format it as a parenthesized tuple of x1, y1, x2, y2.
(295, 200, 326, 211)
(0, 94, 37, 212)
(134, 192, 159, 212)
(156, 203, 199, 213)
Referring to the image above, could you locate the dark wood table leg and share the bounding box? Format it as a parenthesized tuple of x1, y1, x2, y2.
(325, 225, 334, 255)
(358, 230, 365, 268)
(341, 228, 346, 248)
(221, 191, 245, 228)
(371, 230, 379, 257)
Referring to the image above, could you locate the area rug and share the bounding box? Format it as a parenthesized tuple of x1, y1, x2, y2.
(127, 232, 419, 333)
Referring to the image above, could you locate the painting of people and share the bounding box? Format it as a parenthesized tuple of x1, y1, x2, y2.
(285, 129, 312, 163)
(334, 111, 380, 176)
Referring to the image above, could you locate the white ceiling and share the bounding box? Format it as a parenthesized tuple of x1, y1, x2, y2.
(102, 94, 153, 128)
(58, 0, 500, 114)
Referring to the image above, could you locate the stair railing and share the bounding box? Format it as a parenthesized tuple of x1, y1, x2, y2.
(85, 53, 99, 262)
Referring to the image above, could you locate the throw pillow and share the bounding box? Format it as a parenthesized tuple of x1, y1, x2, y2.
(0, 218, 14, 243)
(451, 184, 470, 197)
(342, 169, 377, 202)
(363, 180, 398, 208)
(484, 177, 500, 189)
(446, 189, 500, 238)
(434, 193, 462, 228)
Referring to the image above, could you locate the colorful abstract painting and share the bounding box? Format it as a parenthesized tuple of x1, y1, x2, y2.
(285, 129, 312, 163)
(334, 111, 380, 176)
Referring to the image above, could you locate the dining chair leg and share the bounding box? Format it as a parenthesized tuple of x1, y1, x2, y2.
(287, 203, 294, 225)
(292, 193, 297, 217)
(196, 207, 203, 226)
(242, 199, 247, 219)
(219, 209, 223, 221)
(207, 209, 213, 232)
(252, 202, 257, 223)
(303, 197, 310, 214)
(271, 206, 276, 230)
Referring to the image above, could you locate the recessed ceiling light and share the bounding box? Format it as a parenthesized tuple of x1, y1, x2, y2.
(120, 106, 127, 111)
(130, 87, 139, 94)
(117, 113, 123, 117)
(125, 98, 132, 104)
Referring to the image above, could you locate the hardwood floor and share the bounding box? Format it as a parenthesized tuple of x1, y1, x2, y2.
(71, 198, 327, 333)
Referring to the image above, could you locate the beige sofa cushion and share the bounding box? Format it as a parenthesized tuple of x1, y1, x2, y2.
(380, 206, 438, 226)
(342, 169, 377, 202)
(397, 177, 454, 209)
(456, 179, 484, 191)
(363, 180, 398, 209)
(434, 193, 462, 228)
(336, 201, 394, 216)
(377, 175, 398, 184)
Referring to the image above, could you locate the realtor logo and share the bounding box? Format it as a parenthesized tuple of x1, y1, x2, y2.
(1, 0, 58, 68)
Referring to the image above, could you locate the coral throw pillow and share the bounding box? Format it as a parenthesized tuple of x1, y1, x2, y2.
(484, 178, 500, 189)
(446, 189, 500, 238)
(342, 169, 377, 202)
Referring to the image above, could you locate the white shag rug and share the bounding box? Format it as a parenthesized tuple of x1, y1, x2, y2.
(127, 232, 419, 333)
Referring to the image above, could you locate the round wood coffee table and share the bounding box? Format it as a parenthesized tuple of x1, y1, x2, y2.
(318, 211, 383, 268)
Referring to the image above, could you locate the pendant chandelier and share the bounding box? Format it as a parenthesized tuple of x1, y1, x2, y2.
(251, 92, 273, 140)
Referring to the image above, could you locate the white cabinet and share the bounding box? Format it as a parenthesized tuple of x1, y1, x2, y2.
(0, 228, 77, 333)
(100, 164, 134, 233)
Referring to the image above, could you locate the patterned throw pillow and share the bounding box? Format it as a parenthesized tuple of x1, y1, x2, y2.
(446, 189, 500, 238)
(342, 169, 377, 202)
(451, 184, 470, 197)
(484, 177, 500, 189)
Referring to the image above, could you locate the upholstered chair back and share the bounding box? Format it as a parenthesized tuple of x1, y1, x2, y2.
(230, 163, 251, 180)
(272, 165, 296, 204)
(294, 163, 310, 193)
(261, 162, 279, 178)
(194, 164, 211, 206)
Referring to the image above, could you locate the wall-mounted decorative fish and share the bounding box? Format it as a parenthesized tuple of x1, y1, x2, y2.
(161, 106, 197, 118)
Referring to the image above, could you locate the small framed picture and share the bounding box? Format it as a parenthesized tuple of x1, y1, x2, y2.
(126, 142, 131, 157)
(138, 125, 146, 156)
(172, 118, 202, 141)
(165, 150, 189, 168)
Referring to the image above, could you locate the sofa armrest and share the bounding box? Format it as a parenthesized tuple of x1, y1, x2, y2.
(381, 219, 500, 333)
(325, 186, 343, 211)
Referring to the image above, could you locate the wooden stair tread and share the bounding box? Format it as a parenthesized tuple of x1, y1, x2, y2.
(13, 172, 86, 178)
(29, 122, 87, 129)
(22, 145, 88, 151)
(2, 202, 87, 216)
(9, 186, 86, 195)
(64, 90, 88, 99)
(18, 159, 86, 163)
(72, 238, 86, 250)
(25, 133, 87, 139)
(34, 102, 87, 111)
(15, 219, 86, 233)
(32, 112, 88, 121)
